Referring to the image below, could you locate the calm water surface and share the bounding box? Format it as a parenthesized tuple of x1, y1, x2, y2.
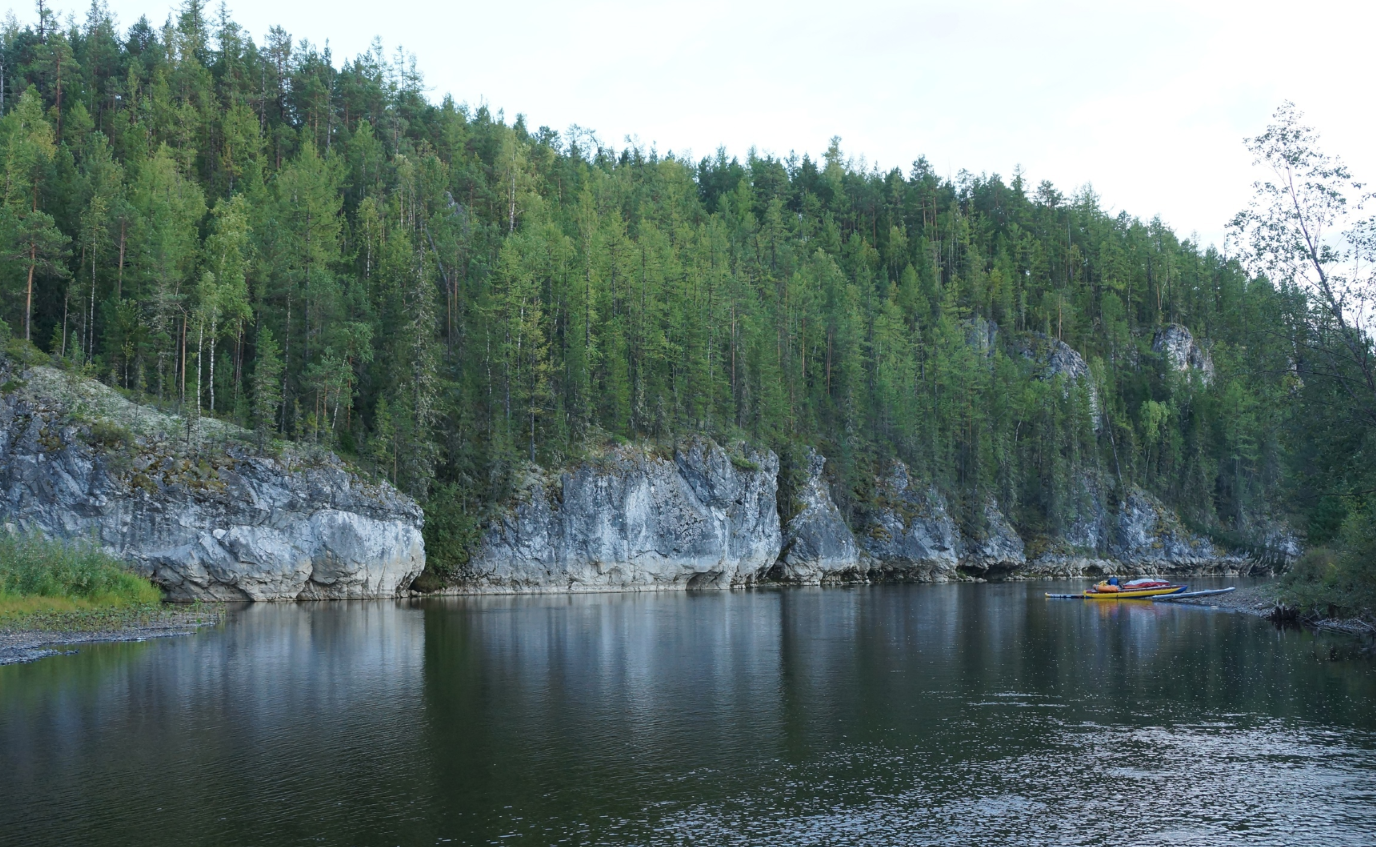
(1, 581, 1374, 846)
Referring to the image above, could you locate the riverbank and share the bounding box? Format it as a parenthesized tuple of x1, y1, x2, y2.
(1162, 582, 1281, 612)
(1164, 582, 1376, 637)
(0, 533, 225, 665)
(0, 603, 224, 665)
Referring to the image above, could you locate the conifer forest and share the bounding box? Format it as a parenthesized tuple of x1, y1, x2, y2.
(2, 1, 1372, 603)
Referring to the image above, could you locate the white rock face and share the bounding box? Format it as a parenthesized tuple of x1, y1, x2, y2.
(958, 498, 1027, 576)
(858, 461, 960, 581)
(0, 363, 426, 601)
(1015, 333, 1101, 430)
(1152, 324, 1214, 385)
(464, 437, 782, 591)
(775, 450, 861, 583)
(1024, 486, 1255, 577)
(1109, 487, 1222, 566)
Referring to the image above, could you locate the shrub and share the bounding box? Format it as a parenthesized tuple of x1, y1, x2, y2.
(1281, 511, 1376, 620)
(86, 418, 134, 449)
(730, 454, 761, 472)
(0, 532, 161, 610)
(418, 483, 483, 587)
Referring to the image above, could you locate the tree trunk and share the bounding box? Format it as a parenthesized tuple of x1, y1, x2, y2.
(89, 240, 97, 362)
(116, 221, 125, 298)
(25, 245, 35, 341)
(180, 313, 187, 405)
(209, 318, 216, 414)
(281, 296, 291, 433)
(196, 320, 203, 418)
(234, 327, 243, 410)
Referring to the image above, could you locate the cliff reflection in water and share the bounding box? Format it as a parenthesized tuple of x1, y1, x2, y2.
(419, 584, 1376, 845)
(1, 582, 1374, 846)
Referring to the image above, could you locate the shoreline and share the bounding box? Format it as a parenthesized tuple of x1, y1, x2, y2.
(6, 580, 1368, 667)
(1164, 583, 1376, 636)
(0, 606, 225, 666)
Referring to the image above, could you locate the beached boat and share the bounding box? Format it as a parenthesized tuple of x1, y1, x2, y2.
(1046, 579, 1188, 600)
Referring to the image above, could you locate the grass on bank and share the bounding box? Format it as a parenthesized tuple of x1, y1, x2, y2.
(0, 533, 167, 631)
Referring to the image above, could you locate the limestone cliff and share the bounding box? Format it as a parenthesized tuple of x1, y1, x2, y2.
(1023, 486, 1257, 578)
(1, 358, 1284, 599)
(460, 437, 781, 591)
(856, 461, 960, 581)
(0, 360, 424, 601)
(1013, 332, 1101, 429)
(1153, 324, 1215, 385)
(774, 450, 861, 583)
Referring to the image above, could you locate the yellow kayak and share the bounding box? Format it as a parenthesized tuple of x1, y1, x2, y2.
(1080, 584, 1186, 600)
(1045, 582, 1188, 600)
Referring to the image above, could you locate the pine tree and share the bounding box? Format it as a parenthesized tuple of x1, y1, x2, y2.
(251, 325, 283, 451)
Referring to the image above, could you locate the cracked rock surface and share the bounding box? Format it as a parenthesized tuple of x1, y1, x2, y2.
(463, 437, 781, 591)
(0, 361, 424, 601)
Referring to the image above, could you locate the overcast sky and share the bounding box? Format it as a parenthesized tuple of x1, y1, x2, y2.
(29, 0, 1376, 248)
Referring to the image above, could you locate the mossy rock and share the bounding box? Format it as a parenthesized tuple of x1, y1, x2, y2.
(730, 454, 760, 472)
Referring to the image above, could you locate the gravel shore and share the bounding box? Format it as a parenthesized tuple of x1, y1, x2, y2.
(1162, 582, 1375, 636)
(1160, 583, 1282, 613)
(0, 607, 223, 666)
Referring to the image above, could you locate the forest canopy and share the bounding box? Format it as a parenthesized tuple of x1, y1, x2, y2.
(0, 1, 1368, 605)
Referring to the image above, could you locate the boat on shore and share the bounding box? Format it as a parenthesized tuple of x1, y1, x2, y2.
(1046, 579, 1188, 600)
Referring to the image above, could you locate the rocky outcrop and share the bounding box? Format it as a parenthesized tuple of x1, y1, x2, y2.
(958, 498, 1026, 577)
(1014, 333, 1101, 428)
(1025, 487, 1256, 577)
(0, 362, 425, 601)
(858, 461, 960, 581)
(462, 438, 781, 591)
(1109, 487, 1226, 566)
(963, 317, 999, 357)
(774, 450, 861, 583)
(1060, 472, 1111, 552)
(1153, 324, 1214, 385)
(0, 355, 1285, 598)
(1250, 519, 1302, 567)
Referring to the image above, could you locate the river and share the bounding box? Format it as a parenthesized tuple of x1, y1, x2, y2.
(1, 580, 1373, 845)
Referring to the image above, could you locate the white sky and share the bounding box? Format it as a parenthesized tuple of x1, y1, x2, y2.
(35, 0, 1376, 248)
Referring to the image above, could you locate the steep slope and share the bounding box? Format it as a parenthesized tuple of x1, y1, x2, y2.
(0, 359, 424, 600)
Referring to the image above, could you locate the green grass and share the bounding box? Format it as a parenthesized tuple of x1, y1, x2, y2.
(0, 533, 162, 626)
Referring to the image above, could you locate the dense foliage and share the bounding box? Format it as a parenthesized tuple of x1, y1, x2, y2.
(0, 3, 1357, 592)
(0, 531, 162, 610)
